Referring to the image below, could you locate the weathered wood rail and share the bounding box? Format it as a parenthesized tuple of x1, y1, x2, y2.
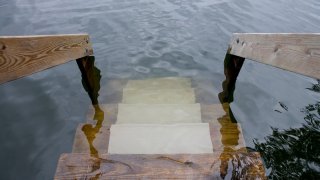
(220, 33, 320, 103)
(0, 34, 93, 84)
(230, 33, 320, 79)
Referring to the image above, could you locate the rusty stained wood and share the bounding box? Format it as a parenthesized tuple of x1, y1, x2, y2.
(54, 152, 266, 179)
(0, 34, 93, 84)
(229, 33, 320, 79)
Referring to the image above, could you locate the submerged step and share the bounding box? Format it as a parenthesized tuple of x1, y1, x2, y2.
(108, 123, 213, 154)
(125, 77, 192, 90)
(122, 88, 196, 104)
(72, 124, 110, 154)
(209, 123, 247, 152)
(71, 122, 247, 154)
(86, 104, 227, 125)
(86, 104, 118, 126)
(55, 152, 266, 179)
(117, 103, 201, 124)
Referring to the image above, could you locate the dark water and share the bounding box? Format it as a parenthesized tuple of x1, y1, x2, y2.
(0, 0, 320, 179)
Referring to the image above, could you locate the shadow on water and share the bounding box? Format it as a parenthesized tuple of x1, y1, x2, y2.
(253, 81, 320, 179)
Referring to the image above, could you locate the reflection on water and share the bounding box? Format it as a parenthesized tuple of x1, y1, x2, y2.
(254, 83, 320, 179)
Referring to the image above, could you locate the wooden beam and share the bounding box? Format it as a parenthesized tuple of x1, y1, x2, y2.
(219, 53, 245, 103)
(0, 34, 93, 84)
(55, 152, 266, 179)
(229, 33, 320, 79)
(76, 56, 101, 105)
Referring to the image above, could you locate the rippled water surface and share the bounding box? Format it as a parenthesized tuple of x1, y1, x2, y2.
(0, 0, 320, 179)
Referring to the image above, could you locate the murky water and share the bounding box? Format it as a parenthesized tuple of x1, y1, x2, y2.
(0, 0, 320, 179)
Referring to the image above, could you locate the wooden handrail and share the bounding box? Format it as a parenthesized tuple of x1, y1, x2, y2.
(0, 34, 93, 84)
(220, 33, 320, 103)
(229, 33, 320, 79)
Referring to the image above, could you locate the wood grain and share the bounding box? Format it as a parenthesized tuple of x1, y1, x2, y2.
(229, 33, 320, 79)
(0, 34, 93, 84)
(55, 152, 266, 179)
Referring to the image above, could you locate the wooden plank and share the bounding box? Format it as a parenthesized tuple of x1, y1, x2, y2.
(219, 53, 245, 103)
(76, 56, 101, 105)
(0, 34, 93, 84)
(229, 33, 320, 79)
(55, 152, 266, 179)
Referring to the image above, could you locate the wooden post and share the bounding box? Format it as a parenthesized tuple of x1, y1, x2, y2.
(76, 56, 105, 166)
(0, 34, 93, 84)
(76, 56, 101, 105)
(219, 50, 245, 103)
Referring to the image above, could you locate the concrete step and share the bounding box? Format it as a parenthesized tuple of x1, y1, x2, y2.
(108, 123, 213, 154)
(97, 78, 221, 104)
(82, 103, 246, 152)
(72, 122, 247, 154)
(122, 88, 196, 104)
(87, 104, 226, 126)
(117, 103, 202, 124)
(125, 77, 192, 90)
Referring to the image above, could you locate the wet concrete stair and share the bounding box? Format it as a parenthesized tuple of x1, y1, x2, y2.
(55, 77, 266, 179)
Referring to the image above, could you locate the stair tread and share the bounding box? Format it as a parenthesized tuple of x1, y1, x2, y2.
(125, 77, 192, 90)
(122, 88, 196, 104)
(97, 78, 221, 104)
(108, 123, 213, 154)
(117, 103, 202, 124)
(72, 122, 246, 154)
(86, 104, 227, 125)
(55, 152, 266, 179)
